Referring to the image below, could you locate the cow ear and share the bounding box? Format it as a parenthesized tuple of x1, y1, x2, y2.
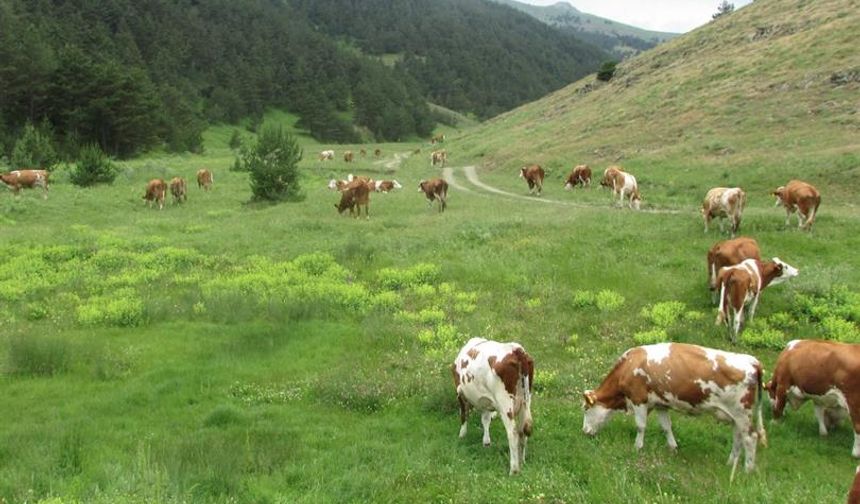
(583, 391, 596, 408)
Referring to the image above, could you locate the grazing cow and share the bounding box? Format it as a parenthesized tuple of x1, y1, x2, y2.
(702, 187, 746, 235)
(169, 177, 187, 204)
(519, 165, 545, 196)
(715, 258, 799, 341)
(143, 179, 167, 210)
(360, 148, 367, 158)
(197, 169, 213, 191)
(334, 179, 371, 218)
(850, 467, 860, 504)
(707, 237, 761, 301)
(564, 165, 592, 189)
(600, 166, 641, 210)
(374, 148, 382, 158)
(431, 133, 446, 144)
(430, 150, 448, 167)
(418, 178, 448, 213)
(327, 178, 348, 191)
(374, 180, 402, 193)
(452, 337, 534, 475)
(319, 150, 335, 161)
(773, 180, 821, 231)
(766, 340, 860, 457)
(0, 169, 50, 198)
(344, 151, 354, 163)
(583, 343, 767, 479)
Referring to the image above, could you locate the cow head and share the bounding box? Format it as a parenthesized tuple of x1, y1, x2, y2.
(418, 180, 427, 192)
(772, 186, 786, 207)
(581, 390, 615, 436)
(519, 167, 527, 179)
(631, 195, 642, 211)
(768, 257, 799, 285)
(392, 180, 402, 189)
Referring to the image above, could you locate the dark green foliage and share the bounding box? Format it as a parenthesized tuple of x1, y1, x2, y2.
(11, 121, 58, 170)
(242, 126, 303, 202)
(713, 1, 735, 19)
(596, 61, 618, 82)
(228, 130, 242, 151)
(69, 144, 118, 187)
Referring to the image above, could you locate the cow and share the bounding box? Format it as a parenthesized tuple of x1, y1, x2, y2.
(715, 258, 799, 342)
(766, 340, 860, 457)
(143, 179, 167, 210)
(431, 133, 446, 144)
(359, 148, 367, 158)
(707, 237, 761, 302)
(773, 180, 821, 231)
(319, 150, 335, 161)
(452, 337, 534, 475)
(430, 150, 448, 167)
(582, 343, 767, 480)
(374, 180, 402, 193)
(169, 177, 187, 204)
(334, 178, 370, 218)
(702, 187, 746, 235)
(600, 166, 641, 210)
(374, 148, 382, 158)
(196, 169, 213, 191)
(850, 467, 860, 504)
(418, 178, 448, 213)
(0, 169, 50, 198)
(519, 165, 545, 196)
(344, 151, 354, 163)
(564, 165, 591, 189)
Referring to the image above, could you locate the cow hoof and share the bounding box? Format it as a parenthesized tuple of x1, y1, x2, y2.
(483, 440, 491, 447)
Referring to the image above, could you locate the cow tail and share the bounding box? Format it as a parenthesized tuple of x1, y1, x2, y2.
(716, 274, 729, 326)
(808, 196, 820, 228)
(755, 364, 768, 447)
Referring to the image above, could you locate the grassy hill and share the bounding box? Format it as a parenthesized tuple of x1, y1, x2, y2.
(490, 0, 679, 58)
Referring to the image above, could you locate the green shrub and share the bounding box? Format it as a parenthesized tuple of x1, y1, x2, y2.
(596, 60, 618, 82)
(822, 316, 860, 343)
(241, 125, 303, 201)
(5, 333, 72, 376)
(228, 129, 243, 150)
(572, 290, 596, 308)
(69, 144, 118, 186)
(739, 320, 785, 349)
(203, 404, 245, 428)
(596, 290, 625, 312)
(633, 328, 668, 346)
(640, 301, 686, 327)
(77, 289, 145, 327)
(11, 121, 58, 170)
(377, 263, 441, 290)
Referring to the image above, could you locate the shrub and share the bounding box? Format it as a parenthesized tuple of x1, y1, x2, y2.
(640, 301, 686, 327)
(240, 125, 303, 201)
(633, 328, 668, 346)
(76, 289, 145, 327)
(596, 290, 625, 312)
(822, 316, 860, 343)
(572, 290, 596, 308)
(596, 61, 618, 82)
(69, 143, 118, 186)
(11, 121, 58, 170)
(377, 263, 441, 290)
(740, 321, 785, 349)
(5, 333, 72, 376)
(228, 129, 243, 150)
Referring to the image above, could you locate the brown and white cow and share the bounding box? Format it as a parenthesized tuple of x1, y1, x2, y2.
(0, 169, 50, 198)
(583, 343, 767, 479)
(564, 165, 591, 190)
(452, 337, 534, 475)
(169, 177, 187, 204)
(430, 150, 448, 167)
(374, 148, 382, 158)
(334, 178, 371, 218)
(600, 166, 641, 210)
(707, 237, 761, 302)
(766, 340, 860, 457)
(519, 164, 545, 196)
(418, 178, 448, 213)
(374, 180, 402, 193)
(431, 133, 446, 145)
(773, 180, 821, 231)
(196, 169, 213, 191)
(319, 150, 335, 161)
(715, 258, 799, 341)
(143, 179, 167, 210)
(344, 151, 354, 163)
(702, 187, 746, 235)
(359, 148, 367, 158)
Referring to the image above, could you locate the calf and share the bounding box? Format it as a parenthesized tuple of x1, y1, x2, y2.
(583, 343, 767, 479)
(418, 178, 448, 213)
(431, 150, 448, 167)
(766, 340, 860, 457)
(359, 148, 367, 158)
(169, 177, 187, 204)
(773, 180, 821, 231)
(0, 169, 50, 198)
(702, 187, 746, 235)
(196, 169, 213, 191)
(374, 180, 402, 193)
(344, 151, 354, 163)
(600, 166, 641, 210)
(374, 148, 382, 158)
(319, 150, 335, 161)
(452, 337, 534, 475)
(519, 164, 545, 196)
(143, 179, 167, 210)
(334, 179, 370, 218)
(715, 258, 799, 342)
(707, 237, 761, 302)
(564, 165, 591, 189)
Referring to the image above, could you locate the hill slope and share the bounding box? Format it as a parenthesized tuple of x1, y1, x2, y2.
(491, 0, 679, 58)
(455, 0, 860, 204)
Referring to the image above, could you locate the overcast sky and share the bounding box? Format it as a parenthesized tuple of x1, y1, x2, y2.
(520, 0, 754, 33)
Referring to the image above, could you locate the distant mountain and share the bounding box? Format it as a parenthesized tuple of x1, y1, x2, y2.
(490, 0, 679, 59)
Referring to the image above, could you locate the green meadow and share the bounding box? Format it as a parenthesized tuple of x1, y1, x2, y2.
(1, 102, 859, 504)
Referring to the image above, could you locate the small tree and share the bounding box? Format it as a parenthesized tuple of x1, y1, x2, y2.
(712, 1, 735, 19)
(241, 125, 303, 201)
(596, 61, 618, 82)
(69, 144, 118, 186)
(229, 129, 243, 150)
(11, 121, 58, 170)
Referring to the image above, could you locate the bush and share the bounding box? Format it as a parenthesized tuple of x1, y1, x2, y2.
(740, 320, 785, 349)
(11, 121, 58, 170)
(633, 328, 668, 346)
(241, 125, 303, 201)
(596, 61, 618, 82)
(69, 144, 118, 186)
(640, 301, 686, 327)
(596, 290, 625, 311)
(228, 129, 243, 150)
(572, 290, 596, 308)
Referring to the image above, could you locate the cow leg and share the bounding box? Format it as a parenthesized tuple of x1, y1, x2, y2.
(656, 410, 678, 451)
(704, 214, 710, 233)
(633, 404, 649, 450)
(481, 411, 494, 446)
(728, 427, 742, 468)
(742, 425, 758, 473)
(851, 407, 860, 457)
(458, 395, 469, 439)
(732, 307, 743, 343)
(814, 405, 829, 436)
(747, 293, 760, 322)
(498, 412, 521, 475)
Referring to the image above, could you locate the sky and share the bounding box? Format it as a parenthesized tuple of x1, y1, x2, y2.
(520, 0, 754, 33)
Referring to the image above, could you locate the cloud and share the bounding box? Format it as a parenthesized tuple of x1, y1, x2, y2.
(519, 0, 754, 33)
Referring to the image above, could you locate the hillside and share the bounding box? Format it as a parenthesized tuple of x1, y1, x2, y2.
(490, 0, 679, 58)
(455, 0, 860, 204)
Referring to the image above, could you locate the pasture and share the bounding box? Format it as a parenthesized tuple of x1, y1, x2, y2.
(1, 116, 860, 503)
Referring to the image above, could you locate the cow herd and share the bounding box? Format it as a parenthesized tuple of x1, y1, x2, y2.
(141, 169, 213, 210)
